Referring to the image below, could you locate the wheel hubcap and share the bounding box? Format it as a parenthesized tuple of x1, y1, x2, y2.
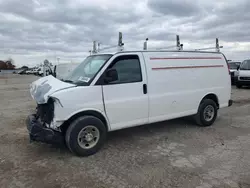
(203, 105, 215, 122)
(77, 125, 100, 149)
(85, 133, 94, 142)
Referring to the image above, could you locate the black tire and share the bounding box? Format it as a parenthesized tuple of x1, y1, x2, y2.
(65, 116, 107, 156)
(236, 83, 242, 88)
(195, 99, 218, 127)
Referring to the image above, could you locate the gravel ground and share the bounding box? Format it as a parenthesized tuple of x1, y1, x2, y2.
(0, 74, 250, 188)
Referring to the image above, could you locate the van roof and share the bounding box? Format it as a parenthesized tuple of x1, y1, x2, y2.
(95, 50, 222, 56)
(118, 50, 221, 54)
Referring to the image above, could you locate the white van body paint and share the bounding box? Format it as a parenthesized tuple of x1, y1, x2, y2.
(29, 51, 231, 132)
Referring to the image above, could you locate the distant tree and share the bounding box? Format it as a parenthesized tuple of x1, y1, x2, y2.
(6, 58, 15, 69)
(0, 59, 16, 70)
(0, 61, 7, 69)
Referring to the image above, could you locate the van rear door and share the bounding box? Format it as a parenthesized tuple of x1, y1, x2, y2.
(99, 53, 149, 131)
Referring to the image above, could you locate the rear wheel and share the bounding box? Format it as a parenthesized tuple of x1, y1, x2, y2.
(195, 99, 218, 127)
(65, 116, 107, 156)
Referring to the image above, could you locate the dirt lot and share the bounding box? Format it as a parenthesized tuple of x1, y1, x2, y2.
(0, 74, 250, 188)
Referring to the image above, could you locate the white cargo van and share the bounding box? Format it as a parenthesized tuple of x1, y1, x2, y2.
(235, 59, 250, 88)
(27, 50, 232, 156)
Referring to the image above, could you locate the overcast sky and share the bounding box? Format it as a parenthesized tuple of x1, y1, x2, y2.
(0, 0, 249, 67)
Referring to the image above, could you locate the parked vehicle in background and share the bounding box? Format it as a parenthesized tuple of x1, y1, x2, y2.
(17, 68, 28, 75)
(27, 50, 232, 156)
(32, 64, 55, 77)
(37, 67, 43, 76)
(25, 69, 33, 74)
(25, 67, 40, 75)
(33, 68, 40, 75)
(236, 59, 250, 88)
(228, 61, 241, 84)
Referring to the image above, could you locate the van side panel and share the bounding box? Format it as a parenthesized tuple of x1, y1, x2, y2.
(49, 86, 106, 124)
(142, 52, 231, 123)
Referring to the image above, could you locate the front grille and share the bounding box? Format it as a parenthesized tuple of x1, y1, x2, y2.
(239, 77, 250, 81)
(36, 98, 54, 125)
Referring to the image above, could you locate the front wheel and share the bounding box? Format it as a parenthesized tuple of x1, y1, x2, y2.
(195, 99, 218, 127)
(65, 116, 107, 156)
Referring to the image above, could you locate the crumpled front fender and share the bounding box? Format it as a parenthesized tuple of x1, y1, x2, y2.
(30, 75, 76, 104)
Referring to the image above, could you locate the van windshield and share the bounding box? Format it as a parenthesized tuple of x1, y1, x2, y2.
(64, 54, 112, 85)
(240, 60, 250, 70)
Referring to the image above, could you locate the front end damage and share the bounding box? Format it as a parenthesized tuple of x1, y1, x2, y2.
(27, 98, 64, 145)
(26, 75, 76, 145)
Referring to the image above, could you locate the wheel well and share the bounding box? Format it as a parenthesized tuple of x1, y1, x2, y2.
(60, 110, 108, 134)
(201, 94, 219, 108)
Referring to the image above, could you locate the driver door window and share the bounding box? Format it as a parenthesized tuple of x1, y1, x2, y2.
(107, 55, 142, 84)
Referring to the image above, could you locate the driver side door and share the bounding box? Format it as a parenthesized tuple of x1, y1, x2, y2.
(97, 53, 149, 131)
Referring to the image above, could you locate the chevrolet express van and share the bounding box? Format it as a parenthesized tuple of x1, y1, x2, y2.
(27, 50, 232, 156)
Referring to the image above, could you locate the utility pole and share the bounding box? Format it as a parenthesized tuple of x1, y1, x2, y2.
(57, 57, 60, 65)
(97, 42, 101, 52)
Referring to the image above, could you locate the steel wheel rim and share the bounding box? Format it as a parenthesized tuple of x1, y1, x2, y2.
(77, 125, 100, 149)
(203, 105, 215, 122)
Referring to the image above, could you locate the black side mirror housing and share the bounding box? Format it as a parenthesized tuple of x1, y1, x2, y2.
(53, 66, 57, 77)
(104, 69, 118, 83)
(237, 65, 240, 71)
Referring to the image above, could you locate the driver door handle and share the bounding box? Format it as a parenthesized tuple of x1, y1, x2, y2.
(143, 84, 147, 94)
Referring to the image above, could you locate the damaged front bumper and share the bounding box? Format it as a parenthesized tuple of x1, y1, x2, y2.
(26, 114, 64, 145)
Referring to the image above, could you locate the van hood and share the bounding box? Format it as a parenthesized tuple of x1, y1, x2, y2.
(30, 75, 76, 104)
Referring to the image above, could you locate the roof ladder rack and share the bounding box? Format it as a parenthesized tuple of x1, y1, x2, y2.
(176, 35, 183, 51)
(195, 38, 223, 52)
(152, 35, 183, 51)
(88, 33, 223, 54)
(143, 38, 149, 50)
(90, 32, 125, 54)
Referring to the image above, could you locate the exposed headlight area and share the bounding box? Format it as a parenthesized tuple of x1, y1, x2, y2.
(36, 98, 54, 125)
(27, 97, 64, 145)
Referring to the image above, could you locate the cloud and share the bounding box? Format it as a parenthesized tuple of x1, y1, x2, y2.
(0, 0, 249, 67)
(147, 0, 201, 17)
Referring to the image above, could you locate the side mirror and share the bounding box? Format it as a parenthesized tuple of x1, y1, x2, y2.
(237, 65, 240, 71)
(104, 69, 118, 83)
(53, 65, 57, 77)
